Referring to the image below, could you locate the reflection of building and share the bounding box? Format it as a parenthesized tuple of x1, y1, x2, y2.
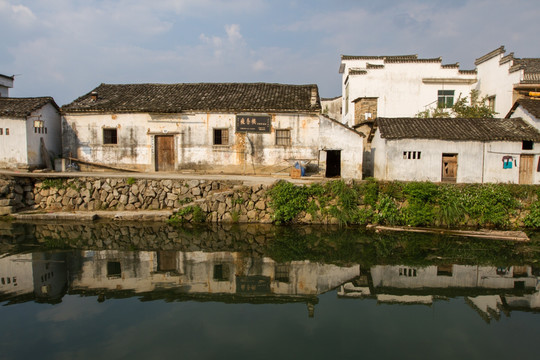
(339, 264, 539, 322)
(0, 252, 67, 304)
(68, 250, 360, 298)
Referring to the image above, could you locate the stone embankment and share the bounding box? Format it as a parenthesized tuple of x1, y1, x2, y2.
(0, 176, 275, 223)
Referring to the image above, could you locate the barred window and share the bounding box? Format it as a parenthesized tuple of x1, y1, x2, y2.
(103, 128, 118, 144)
(276, 129, 291, 146)
(213, 128, 229, 145)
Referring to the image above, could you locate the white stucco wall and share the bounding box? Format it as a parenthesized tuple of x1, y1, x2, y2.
(63, 111, 341, 174)
(0, 117, 28, 167)
(510, 105, 540, 130)
(476, 55, 522, 117)
(370, 265, 536, 289)
(341, 60, 476, 125)
(318, 116, 364, 179)
(25, 103, 61, 167)
(372, 131, 540, 183)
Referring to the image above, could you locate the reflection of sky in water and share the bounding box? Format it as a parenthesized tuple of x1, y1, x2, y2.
(1, 292, 539, 359)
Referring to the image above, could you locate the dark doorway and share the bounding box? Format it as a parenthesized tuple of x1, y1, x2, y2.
(155, 135, 175, 171)
(326, 150, 341, 178)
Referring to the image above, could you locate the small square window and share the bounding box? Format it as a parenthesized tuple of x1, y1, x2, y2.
(103, 128, 118, 144)
(107, 261, 121, 278)
(276, 129, 291, 146)
(213, 129, 229, 145)
(0, 129, 3, 135)
(275, 264, 290, 283)
(213, 264, 230, 281)
(522, 141, 533, 150)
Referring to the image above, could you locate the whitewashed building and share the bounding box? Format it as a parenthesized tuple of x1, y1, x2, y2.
(475, 46, 540, 117)
(339, 55, 477, 127)
(0, 74, 14, 98)
(507, 98, 540, 129)
(62, 83, 364, 178)
(370, 117, 540, 184)
(0, 97, 61, 169)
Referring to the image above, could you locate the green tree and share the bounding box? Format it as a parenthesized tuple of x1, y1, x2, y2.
(416, 90, 496, 118)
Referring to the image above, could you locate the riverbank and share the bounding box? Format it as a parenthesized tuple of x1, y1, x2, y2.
(1, 172, 540, 232)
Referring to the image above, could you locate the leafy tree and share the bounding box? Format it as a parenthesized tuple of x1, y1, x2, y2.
(416, 90, 496, 118)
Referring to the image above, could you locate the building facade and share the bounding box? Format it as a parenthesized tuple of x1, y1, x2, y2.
(0, 97, 61, 169)
(370, 117, 540, 184)
(62, 83, 364, 178)
(475, 46, 540, 117)
(339, 55, 477, 127)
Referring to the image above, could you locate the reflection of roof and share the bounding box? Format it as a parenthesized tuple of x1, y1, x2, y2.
(375, 117, 540, 141)
(0, 97, 58, 118)
(63, 83, 321, 113)
(69, 288, 320, 305)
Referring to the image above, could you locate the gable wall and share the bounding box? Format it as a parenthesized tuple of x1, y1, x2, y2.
(476, 55, 522, 117)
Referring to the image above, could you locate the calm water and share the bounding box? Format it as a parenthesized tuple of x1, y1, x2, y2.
(1, 222, 539, 360)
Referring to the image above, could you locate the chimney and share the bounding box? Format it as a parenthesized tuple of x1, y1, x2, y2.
(310, 87, 318, 107)
(90, 91, 98, 101)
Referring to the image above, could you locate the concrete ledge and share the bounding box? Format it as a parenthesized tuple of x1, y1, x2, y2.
(11, 210, 173, 222)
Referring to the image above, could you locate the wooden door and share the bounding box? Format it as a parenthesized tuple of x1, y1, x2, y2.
(442, 154, 458, 182)
(519, 154, 534, 184)
(155, 135, 175, 171)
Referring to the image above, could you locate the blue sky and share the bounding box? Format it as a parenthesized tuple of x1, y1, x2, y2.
(1, 0, 539, 105)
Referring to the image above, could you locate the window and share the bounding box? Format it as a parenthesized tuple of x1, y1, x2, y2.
(213, 128, 229, 145)
(213, 264, 230, 281)
(6, 128, 8, 135)
(0, 129, 2, 135)
(522, 141, 533, 150)
(275, 264, 290, 283)
(103, 128, 118, 144)
(402, 151, 421, 160)
(399, 267, 417, 277)
(107, 261, 121, 278)
(345, 83, 349, 114)
(276, 129, 291, 146)
(438, 90, 455, 108)
(487, 96, 496, 112)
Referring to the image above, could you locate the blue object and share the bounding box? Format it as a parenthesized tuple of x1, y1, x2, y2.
(294, 162, 305, 176)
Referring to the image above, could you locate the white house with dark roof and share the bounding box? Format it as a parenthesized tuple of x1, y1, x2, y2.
(506, 98, 540, 130)
(338, 55, 477, 127)
(370, 117, 540, 184)
(0, 74, 14, 98)
(0, 97, 61, 169)
(62, 83, 364, 178)
(475, 46, 540, 117)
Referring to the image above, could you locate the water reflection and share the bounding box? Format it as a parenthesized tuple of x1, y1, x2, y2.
(1, 221, 539, 323)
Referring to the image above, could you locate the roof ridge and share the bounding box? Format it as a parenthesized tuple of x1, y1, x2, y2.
(475, 46, 505, 65)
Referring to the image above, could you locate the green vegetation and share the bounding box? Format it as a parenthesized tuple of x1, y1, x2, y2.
(41, 178, 68, 190)
(416, 90, 497, 118)
(168, 205, 205, 225)
(267, 179, 540, 230)
(126, 177, 136, 185)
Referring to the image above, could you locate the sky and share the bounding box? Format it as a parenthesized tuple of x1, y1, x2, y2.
(1, 0, 539, 106)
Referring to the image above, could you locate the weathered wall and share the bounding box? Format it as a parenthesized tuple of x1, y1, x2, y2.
(372, 133, 540, 184)
(62, 112, 321, 174)
(0, 117, 27, 167)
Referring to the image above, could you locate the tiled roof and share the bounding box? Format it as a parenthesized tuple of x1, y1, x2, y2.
(376, 117, 540, 141)
(0, 97, 58, 118)
(341, 55, 418, 61)
(513, 99, 540, 119)
(62, 83, 321, 113)
(384, 57, 442, 64)
(475, 46, 505, 65)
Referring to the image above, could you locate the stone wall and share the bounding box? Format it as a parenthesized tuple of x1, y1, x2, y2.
(0, 176, 276, 223)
